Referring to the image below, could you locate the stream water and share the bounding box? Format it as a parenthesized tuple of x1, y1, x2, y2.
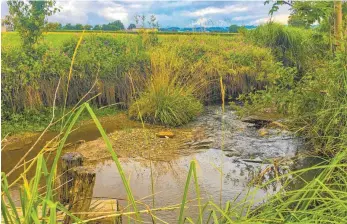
(2, 106, 304, 222)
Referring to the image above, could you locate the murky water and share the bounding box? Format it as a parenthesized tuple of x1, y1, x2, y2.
(2, 106, 303, 222)
(93, 149, 278, 222)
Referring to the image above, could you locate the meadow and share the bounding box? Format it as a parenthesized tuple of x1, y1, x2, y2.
(2, 23, 347, 223)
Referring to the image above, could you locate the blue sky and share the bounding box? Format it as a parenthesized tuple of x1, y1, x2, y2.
(1, 1, 291, 27)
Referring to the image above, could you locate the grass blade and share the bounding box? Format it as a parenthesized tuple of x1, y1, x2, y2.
(178, 160, 195, 224)
(85, 103, 140, 221)
(42, 104, 86, 222)
(2, 173, 20, 223)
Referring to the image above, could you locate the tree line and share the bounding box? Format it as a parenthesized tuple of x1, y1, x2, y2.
(45, 20, 138, 31)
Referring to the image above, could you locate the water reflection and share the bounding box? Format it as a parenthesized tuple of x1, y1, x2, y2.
(92, 149, 275, 222)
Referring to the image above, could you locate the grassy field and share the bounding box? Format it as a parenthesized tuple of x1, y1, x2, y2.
(1, 31, 238, 48)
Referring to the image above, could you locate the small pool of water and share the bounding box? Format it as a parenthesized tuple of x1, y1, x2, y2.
(93, 149, 275, 222)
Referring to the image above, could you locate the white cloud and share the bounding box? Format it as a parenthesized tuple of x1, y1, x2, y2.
(186, 5, 248, 17)
(233, 15, 262, 21)
(191, 17, 208, 26)
(253, 13, 290, 25)
(98, 5, 129, 22)
(49, 1, 90, 24)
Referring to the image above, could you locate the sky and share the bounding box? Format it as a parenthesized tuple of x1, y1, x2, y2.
(1, 1, 291, 28)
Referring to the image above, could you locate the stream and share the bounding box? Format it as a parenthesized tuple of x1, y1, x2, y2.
(2, 106, 304, 222)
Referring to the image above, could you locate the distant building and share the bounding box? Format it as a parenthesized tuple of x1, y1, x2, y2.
(130, 26, 158, 32)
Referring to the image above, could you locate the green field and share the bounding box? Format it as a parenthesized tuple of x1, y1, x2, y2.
(1, 31, 238, 48)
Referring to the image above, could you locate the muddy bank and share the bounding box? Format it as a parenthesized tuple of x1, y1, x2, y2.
(70, 106, 301, 165)
(1, 113, 144, 181)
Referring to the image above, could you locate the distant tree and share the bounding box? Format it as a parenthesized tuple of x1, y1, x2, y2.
(7, 0, 59, 48)
(141, 15, 146, 28)
(75, 23, 84, 30)
(102, 20, 124, 31)
(63, 23, 74, 30)
(128, 23, 136, 30)
(229, 24, 240, 33)
(93, 24, 102, 30)
(44, 22, 61, 31)
(84, 24, 92, 30)
(148, 15, 159, 28)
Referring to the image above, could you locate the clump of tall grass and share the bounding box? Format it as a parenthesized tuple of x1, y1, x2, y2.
(128, 50, 203, 126)
(246, 147, 347, 223)
(245, 23, 330, 76)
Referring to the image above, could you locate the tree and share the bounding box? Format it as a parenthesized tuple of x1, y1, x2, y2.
(75, 23, 84, 30)
(128, 23, 136, 30)
(7, 0, 59, 48)
(44, 22, 61, 31)
(63, 23, 73, 30)
(265, 1, 346, 50)
(229, 24, 240, 33)
(84, 24, 92, 30)
(93, 24, 102, 30)
(102, 20, 124, 31)
(148, 15, 159, 28)
(288, 14, 310, 28)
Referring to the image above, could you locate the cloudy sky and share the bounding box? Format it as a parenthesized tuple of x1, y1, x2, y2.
(1, 1, 291, 27)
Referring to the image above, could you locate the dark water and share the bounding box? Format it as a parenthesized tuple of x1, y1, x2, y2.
(1, 113, 142, 182)
(2, 107, 305, 222)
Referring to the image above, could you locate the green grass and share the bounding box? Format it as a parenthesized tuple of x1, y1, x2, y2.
(2, 32, 77, 48)
(128, 49, 203, 126)
(1, 31, 238, 48)
(1, 106, 119, 137)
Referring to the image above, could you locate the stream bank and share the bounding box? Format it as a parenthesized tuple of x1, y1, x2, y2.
(2, 106, 304, 222)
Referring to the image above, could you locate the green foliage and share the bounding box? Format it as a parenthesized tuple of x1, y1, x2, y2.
(241, 24, 347, 156)
(229, 24, 242, 33)
(2, 32, 279, 132)
(246, 23, 330, 76)
(60, 21, 124, 31)
(7, 0, 59, 49)
(128, 23, 136, 30)
(129, 51, 203, 126)
(1, 105, 119, 137)
(44, 22, 61, 31)
(129, 84, 202, 126)
(102, 20, 125, 31)
(62, 34, 147, 79)
(1, 33, 149, 116)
